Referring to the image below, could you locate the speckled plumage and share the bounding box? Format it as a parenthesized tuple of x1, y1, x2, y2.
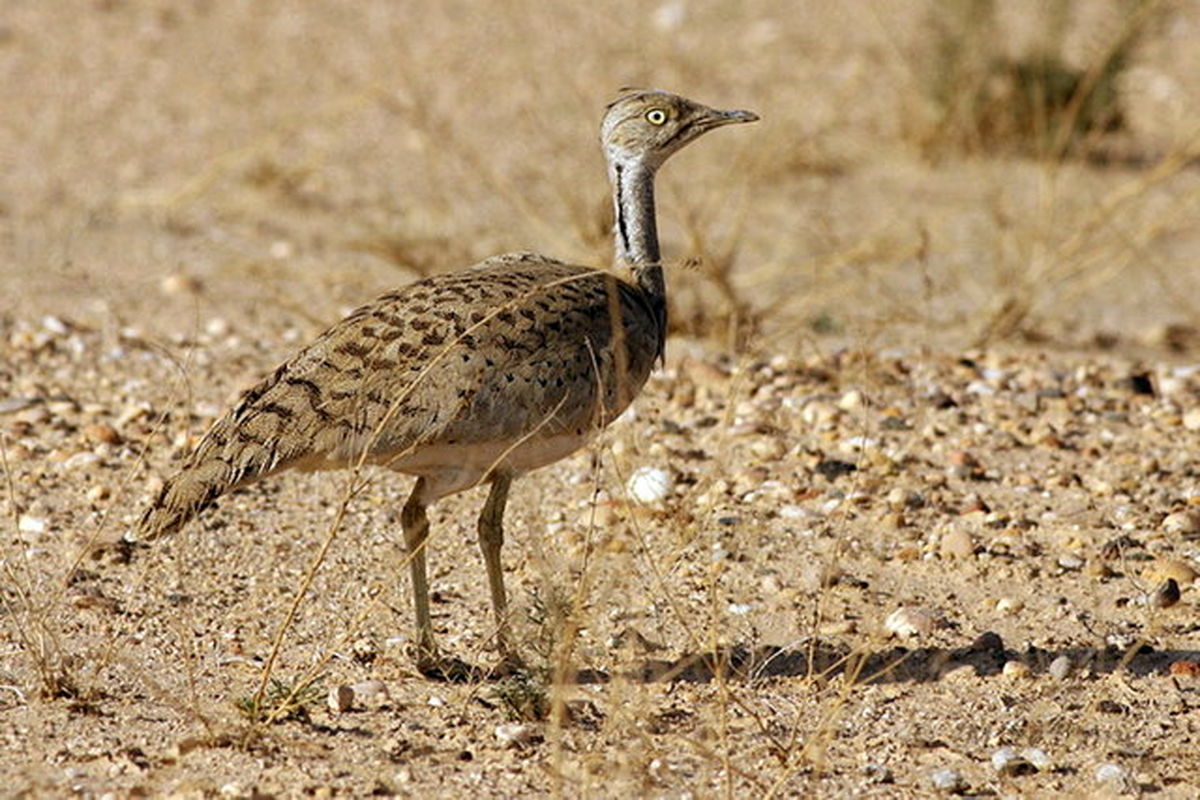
(139, 254, 660, 534)
(137, 90, 757, 676)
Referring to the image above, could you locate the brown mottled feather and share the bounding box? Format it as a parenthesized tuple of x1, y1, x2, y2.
(137, 253, 661, 539)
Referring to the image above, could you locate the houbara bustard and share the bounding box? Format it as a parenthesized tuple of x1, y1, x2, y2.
(137, 90, 758, 677)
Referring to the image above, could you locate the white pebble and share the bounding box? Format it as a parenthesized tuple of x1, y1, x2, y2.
(494, 722, 539, 748)
(1057, 554, 1085, 571)
(205, 317, 230, 337)
(18, 515, 48, 534)
(995, 597, 1023, 615)
(327, 685, 354, 713)
(1021, 748, 1052, 771)
(884, 607, 938, 639)
(1048, 655, 1073, 680)
(61, 451, 102, 471)
(627, 466, 672, 505)
(929, 767, 967, 792)
(991, 746, 1022, 774)
(41, 315, 70, 335)
(1002, 660, 1031, 679)
(1162, 510, 1200, 536)
(1095, 763, 1135, 793)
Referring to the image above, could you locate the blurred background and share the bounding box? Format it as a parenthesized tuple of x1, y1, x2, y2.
(2, 0, 1198, 356)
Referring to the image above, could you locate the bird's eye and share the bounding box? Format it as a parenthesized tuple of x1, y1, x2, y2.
(645, 109, 668, 125)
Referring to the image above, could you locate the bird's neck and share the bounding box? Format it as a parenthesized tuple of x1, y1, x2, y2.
(610, 160, 663, 300)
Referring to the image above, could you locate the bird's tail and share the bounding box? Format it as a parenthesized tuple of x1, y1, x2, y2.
(136, 368, 313, 540)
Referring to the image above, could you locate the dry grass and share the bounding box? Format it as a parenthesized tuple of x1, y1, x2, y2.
(4, 0, 1200, 796)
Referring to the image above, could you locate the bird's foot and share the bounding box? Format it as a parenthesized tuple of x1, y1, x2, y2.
(485, 651, 527, 679)
(415, 652, 481, 683)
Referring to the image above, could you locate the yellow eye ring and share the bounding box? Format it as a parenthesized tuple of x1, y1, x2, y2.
(645, 109, 668, 125)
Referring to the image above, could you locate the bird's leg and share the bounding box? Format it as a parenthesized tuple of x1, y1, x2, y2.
(401, 478, 439, 670)
(478, 474, 517, 666)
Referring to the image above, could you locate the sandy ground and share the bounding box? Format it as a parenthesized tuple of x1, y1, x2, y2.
(4, 1, 1200, 798)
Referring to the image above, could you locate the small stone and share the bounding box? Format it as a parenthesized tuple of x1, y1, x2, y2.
(885, 607, 938, 639)
(801, 400, 839, 427)
(992, 746, 1034, 776)
(1021, 748, 1052, 771)
(837, 389, 864, 412)
(494, 722, 540, 748)
(627, 466, 672, 505)
(995, 597, 1023, 615)
(1057, 554, 1085, 571)
(86, 485, 111, 503)
(83, 423, 122, 446)
(1002, 660, 1031, 679)
(940, 527, 974, 559)
(860, 763, 892, 784)
(1150, 578, 1181, 609)
(205, 317, 230, 338)
(18, 515, 48, 535)
(1162, 510, 1200, 537)
(1048, 655, 1073, 680)
(929, 767, 967, 793)
(885, 488, 925, 509)
(327, 685, 354, 713)
(61, 451, 102, 471)
(1095, 763, 1135, 793)
(1168, 660, 1200, 677)
(1183, 408, 1200, 431)
(160, 273, 203, 296)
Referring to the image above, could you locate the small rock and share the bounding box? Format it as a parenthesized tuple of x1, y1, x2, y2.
(1021, 748, 1052, 771)
(929, 767, 967, 793)
(1168, 660, 1200, 677)
(885, 488, 925, 509)
(1002, 660, 1031, 679)
(86, 485, 111, 503)
(940, 527, 974, 559)
(160, 273, 203, 296)
(995, 597, 1023, 615)
(205, 317, 230, 338)
(801, 400, 839, 427)
(1057, 554, 1085, 571)
(327, 685, 354, 713)
(1048, 655, 1073, 680)
(1183, 408, 1200, 431)
(1095, 762, 1135, 794)
(1162, 510, 1200, 538)
(992, 746, 1034, 776)
(83, 423, 122, 446)
(1150, 578, 1181, 609)
(627, 466, 672, 505)
(18, 515, 48, 535)
(884, 606, 939, 639)
(860, 763, 892, 784)
(61, 451, 102, 471)
(837, 389, 864, 412)
(494, 722, 540, 748)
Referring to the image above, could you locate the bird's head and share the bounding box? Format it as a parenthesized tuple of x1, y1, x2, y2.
(600, 89, 758, 171)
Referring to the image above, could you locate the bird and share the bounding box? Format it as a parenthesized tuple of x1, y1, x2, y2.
(136, 89, 758, 678)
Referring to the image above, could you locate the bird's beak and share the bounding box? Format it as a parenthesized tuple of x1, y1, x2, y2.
(700, 107, 760, 129)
